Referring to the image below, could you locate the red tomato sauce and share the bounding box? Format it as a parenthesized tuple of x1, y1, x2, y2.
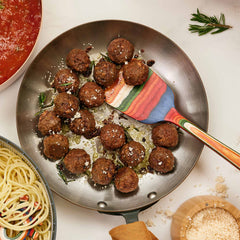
(0, 0, 42, 84)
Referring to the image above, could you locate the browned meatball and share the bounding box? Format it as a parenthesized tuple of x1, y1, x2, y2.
(43, 134, 69, 160)
(54, 92, 79, 118)
(114, 167, 138, 193)
(93, 60, 118, 87)
(148, 147, 175, 173)
(107, 38, 134, 64)
(120, 141, 145, 167)
(63, 149, 91, 175)
(38, 110, 61, 136)
(53, 68, 79, 93)
(123, 59, 149, 86)
(100, 124, 125, 150)
(78, 82, 105, 108)
(66, 49, 91, 74)
(69, 109, 95, 136)
(152, 123, 179, 148)
(91, 158, 115, 185)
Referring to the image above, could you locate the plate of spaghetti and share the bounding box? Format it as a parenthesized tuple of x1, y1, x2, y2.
(0, 135, 56, 240)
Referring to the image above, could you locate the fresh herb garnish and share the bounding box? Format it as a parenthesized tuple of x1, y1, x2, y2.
(59, 82, 73, 87)
(0, 1, 5, 9)
(90, 60, 95, 70)
(134, 127, 139, 132)
(100, 53, 113, 63)
(39, 92, 46, 108)
(189, 9, 232, 35)
(36, 92, 53, 115)
(124, 129, 134, 142)
(56, 162, 75, 185)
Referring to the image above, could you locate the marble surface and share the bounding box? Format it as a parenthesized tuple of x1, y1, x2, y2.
(1, 0, 240, 239)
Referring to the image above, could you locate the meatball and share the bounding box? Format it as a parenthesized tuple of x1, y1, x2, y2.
(63, 149, 91, 175)
(152, 123, 179, 148)
(123, 59, 149, 86)
(53, 68, 79, 93)
(114, 167, 139, 193)
(66, 48, 91, 74)
(69, 109, 95, 136)
(120, 141, 145, 167)
(93, 60, 118, 87)
(91, 158, 115, 185)
(78, 82, 105, 108)
(43, 134, 69, 160)
(107, 38, 134, 64)
(148, 147, 175, 173)
(54, 92, 79, 118)
(100, 124, 125, 150)
(38, 110, 61, 136)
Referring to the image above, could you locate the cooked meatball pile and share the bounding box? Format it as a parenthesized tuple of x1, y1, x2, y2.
(149, 122, 179, 173)
(107, 38, 134, 64)
(114, 167, 139, 193)
(37, 38, 179, 194)
(123, 59, 149, 86)
(152, 122, 179, 148)
(70, 109, 96, 136)
(120, 141, 145, 167)
(149, 147, 175, 173)
(79, 82, 105, 108)
(53, 68, 79, 93)
(43, 134, 69, 160)
(91, 158, 115, 185)
(63, 149, 91, 175)
(66, 48, 91, 74)
(54, 92, 79, 118)
(100, 123, 125, 150)
(38, 110, 61, 136)
(94, 60, 118, 87)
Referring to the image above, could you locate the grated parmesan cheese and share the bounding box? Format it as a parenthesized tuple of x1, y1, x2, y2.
(186, 207, 240, 240)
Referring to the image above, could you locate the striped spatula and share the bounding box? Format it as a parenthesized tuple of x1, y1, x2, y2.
(105, 69, 240, 169)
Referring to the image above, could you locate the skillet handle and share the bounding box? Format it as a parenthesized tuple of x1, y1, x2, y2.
(165, 107, 240, 169)
(121, 210, 140, 224)
(98, 209, 139, 224)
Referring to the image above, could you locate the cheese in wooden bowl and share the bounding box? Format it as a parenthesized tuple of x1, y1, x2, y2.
(171, 195, 240, 240)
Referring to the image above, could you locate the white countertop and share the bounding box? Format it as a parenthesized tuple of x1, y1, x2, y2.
(1, 0, 240, 239)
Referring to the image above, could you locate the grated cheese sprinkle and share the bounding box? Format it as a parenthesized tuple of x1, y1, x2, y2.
(186, 207, 239, 240)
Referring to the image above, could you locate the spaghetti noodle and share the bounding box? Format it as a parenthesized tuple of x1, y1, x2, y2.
(0, 147, 51, 240)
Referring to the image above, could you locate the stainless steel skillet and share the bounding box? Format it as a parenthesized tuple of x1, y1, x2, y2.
(16, 20, 208, 221)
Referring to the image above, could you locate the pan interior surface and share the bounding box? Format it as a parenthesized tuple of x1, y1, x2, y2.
(16, 20, 208, 212)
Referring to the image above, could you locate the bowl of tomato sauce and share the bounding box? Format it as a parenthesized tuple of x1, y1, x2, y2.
(0, 0, 42, 92)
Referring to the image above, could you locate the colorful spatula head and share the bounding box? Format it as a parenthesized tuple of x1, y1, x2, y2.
(105, 68, 240, 170)
(105, 68, 175, 124)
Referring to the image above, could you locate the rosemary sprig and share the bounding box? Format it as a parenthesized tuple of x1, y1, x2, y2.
(39, 92, 46, 108)
(100, 53, 113, 63)
(59, 82, 73, 87)
(56, 162, 75, 185)
(189, 8, 232, 35)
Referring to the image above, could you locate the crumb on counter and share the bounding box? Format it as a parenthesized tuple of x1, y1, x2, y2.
(145, 219, 155, 227)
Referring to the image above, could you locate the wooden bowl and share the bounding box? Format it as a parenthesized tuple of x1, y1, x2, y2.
(171, 195, 240, 240)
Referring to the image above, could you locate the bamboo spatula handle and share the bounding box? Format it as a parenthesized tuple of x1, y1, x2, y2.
(165, 108, 240, 169)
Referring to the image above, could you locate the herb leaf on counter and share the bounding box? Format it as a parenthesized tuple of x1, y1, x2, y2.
(189, 9, 232, 35)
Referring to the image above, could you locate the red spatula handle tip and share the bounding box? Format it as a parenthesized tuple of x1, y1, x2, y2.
(165, 108, 240, 169)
